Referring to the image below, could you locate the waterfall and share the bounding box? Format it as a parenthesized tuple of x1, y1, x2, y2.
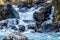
(0, 5, 43, 36)
(0, 4, 55, 32)
(12, 5, 42, 31)
(0, 3, 57, 40)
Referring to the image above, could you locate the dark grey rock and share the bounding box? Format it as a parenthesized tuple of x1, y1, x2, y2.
(38, 21, 60, 33)
(33, 3, 52, 27)
(19, 25, 25, 32)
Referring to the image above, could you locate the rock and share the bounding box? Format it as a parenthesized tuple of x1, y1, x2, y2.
(0, 5, 6, 20)
(19, 25, 25, 32)
(6, 4, 16, 18)
(34, 0, 46, 4)
(3, 32, 28, 40)
(53, 21, 60, 32)
(0, 22, 7, 29)
(0, 4, 17, 20)
(38, 21, 60, 33)
(28, 24, 39, 32)
(18, 2, 28, 8)
(33, 3, 52, 26)
(11, 25, 18, 30)
(40, 24, 54, 33)
(28, 24, 36, 29)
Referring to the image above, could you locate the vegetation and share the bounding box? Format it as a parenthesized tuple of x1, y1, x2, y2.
(52, 0, 60, 21)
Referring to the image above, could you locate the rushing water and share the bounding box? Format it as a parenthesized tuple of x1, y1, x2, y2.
(0, 4, 58, 40)
(12, 5, 43, 31)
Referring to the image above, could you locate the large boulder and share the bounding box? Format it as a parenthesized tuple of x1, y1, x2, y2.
(0, 4, 12, 20)
(33, 3, 52, 26)
(6, 4, 20, 19)
(0, 4, 20, 20)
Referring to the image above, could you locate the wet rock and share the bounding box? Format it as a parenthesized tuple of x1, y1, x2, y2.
(18, 2, 28, 8)
(40, 24, 54, 33)
(1, 23, 7, 26)
(38, 21, 60, 33)
(0, 22, 7, 29)
(11, 25, 18, 30)
(19, 25, 25, 32)
(28, 24, 36, 29)
(6, 4, 16, 18)
(28, 24, 39, 32)
(33, 3, 52, 26)
(3, 32, 28, 40)
(0, 4, 17, 20)
(18, 2, 33, 8)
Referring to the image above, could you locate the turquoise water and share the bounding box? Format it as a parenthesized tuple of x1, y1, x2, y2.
(0, 29, 60, 40)
(22, 32, 60, 40)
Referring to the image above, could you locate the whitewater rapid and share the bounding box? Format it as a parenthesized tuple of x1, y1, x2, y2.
(0, 4, 56, 40)
(12, 5, 43, 31)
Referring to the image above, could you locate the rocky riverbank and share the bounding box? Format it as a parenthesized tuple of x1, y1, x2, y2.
(0, 0, 60, 40)
(0, 2, 58, 33)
